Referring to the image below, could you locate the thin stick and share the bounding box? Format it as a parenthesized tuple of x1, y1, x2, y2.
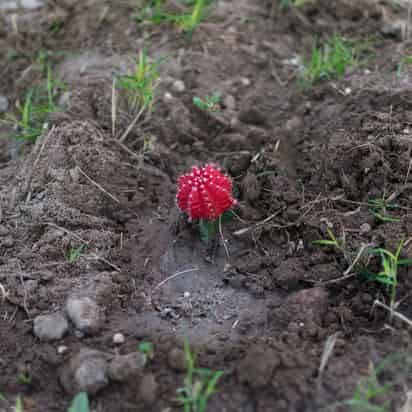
(233, 209, 283, 236)
(111, 78, 117, 138)
(318, 332, 340, 381)
(219, 216, 230, 260)
(152, 267, 199, 293)
(24, 126, 54, 203)
(77, 166, 120, 203)
(344, 243, 369, 276)
(374, 300, 412, 327)
(119, 105, 146, 143)
(0, 283, 9, 300)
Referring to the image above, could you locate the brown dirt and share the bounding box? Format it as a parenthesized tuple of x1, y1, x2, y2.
(2, 0, 412, 411)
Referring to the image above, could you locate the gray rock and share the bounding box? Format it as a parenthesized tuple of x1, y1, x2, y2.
(139, 374, 158, 405)
(108, 352, 145, 381)
(66, 296, 103, 335)
(34, 312, 69, 341)
(58, 91, 71, 109)
(223, 94, 236, 111)
(60, 349, 110, 395)
(172, 79, 186, 93)
(0, 95, 9, 113)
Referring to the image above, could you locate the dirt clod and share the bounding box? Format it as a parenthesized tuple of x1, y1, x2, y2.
(33, 312, 69, 341)
(108, 353, 146, 382)
(66, 296, 104, 335)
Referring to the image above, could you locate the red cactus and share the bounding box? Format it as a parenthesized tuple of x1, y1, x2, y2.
(177, 164, 236, 221)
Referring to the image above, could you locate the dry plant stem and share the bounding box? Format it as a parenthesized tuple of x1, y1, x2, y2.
(400, 390, 412, 412)
(152, 267, 199, 293)
(111, 78, 117, 138)
(219, 216, 230, 260)
(22, 126, 54, 204)
(119, 104, 146, 143)
(77, 166, 120, 203)
(374, 300, 412, 327)
(0, 283, 9, 300)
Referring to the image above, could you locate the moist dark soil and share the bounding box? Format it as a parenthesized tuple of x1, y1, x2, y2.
(2, 0, 412, 411)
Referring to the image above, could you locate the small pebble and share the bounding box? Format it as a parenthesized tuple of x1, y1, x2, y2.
(223, 94, 236, 111)
(172, 79, 186, 93)
(241, 77, 251, 86)
(163, 92, 173, 103)
(113, 333, 125, 345)
(0, 95, 9, 113)
(360, 222, 371, 234)
(58, 345, 69, 355)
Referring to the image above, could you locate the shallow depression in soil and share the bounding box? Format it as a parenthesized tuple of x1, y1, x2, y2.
(121, 241, 277, 344)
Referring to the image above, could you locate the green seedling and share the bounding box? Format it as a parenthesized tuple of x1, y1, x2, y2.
(17, 373, 32, 385)
(68, 244, 87, 264)
(15, 397, 23, 412)
(313, 227, 371, 277)
(135, 0, 210, 36)
(48, 18, 64, 34)
(193, 92, 221, 112)
(0, 393, 5, 401)
(335, 353, 412, 412)
(176, 339, 223, 412)
(340, 363, 390, 412)
(313, 227, 352, 265)
(368, 197, 400, 223)
(280, 0, 312, 8)
(138, 341, 154, 364)
(368, 239, 412, 316)
(68, 392, 89, 412)
(298, 34, 363, 88)
(1, 62, 62, 141)
(117, 49, 161, 114)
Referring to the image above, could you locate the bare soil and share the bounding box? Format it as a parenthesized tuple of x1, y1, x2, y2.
(2, 0, 412, 411)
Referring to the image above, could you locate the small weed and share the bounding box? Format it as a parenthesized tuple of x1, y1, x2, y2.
(298, 34, 363, 88)
(135, 0, 211, 36)
(116, 49, 161, 114)
(1, 59, 63, 141)
(14, 397, 23, 412)
(48, 18, 64, 34)
(368, 239, 412, 316)
(193, 91, 221, 112)
(138, 341, 154, 364)
(68, 244, 87, 264)
(368, 197, 400, 223)
(313, 227, 360, 269)
(17, 373, 32, 385)
(334, 354, 412, 412)
(0, 393, 5, 401)
(68, 392, 89, 412)
(176, 339, 223, 412)
(279, 0, 313, 9)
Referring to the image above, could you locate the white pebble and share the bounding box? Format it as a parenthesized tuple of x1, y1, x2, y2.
(113, 333, 126, 344)
(57, 345, 68, 355)
(241, 77, 251, 86)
